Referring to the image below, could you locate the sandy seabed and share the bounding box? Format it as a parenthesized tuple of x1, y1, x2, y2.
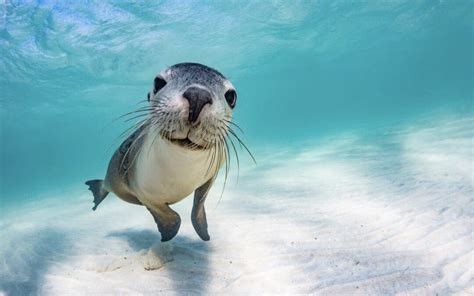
(1, 113, 473, 295)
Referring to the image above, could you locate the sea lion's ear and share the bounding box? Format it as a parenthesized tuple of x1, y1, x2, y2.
(147, 92, 150, 102)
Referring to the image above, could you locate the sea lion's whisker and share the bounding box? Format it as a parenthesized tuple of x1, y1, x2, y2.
(207, 136, 217, 175)
(124, 112, 153, 123)
(149, 113, 168, 156)
(118, 107, 155, 119)
(215, 137, 230, 208)
(227, 127, 256, 164)
(120, 120, 151, 174)
(222, 118, 244, 134)
(119, 117, 150, 139)
(122, 126, 151, 176)
(226, 133, 240, 181)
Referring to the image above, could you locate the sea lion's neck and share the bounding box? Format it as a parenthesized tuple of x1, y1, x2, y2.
(131, 131, 222, 204)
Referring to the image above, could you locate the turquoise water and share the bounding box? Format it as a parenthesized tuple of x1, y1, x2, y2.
(0, 1, 472, 204)
(1, 2, 474, 295)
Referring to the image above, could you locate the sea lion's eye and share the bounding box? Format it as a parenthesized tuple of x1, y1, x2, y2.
(153, 77, 167, 95)
(224, 89, 237, 108)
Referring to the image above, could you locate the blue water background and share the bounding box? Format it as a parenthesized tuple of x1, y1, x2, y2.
(0, 0, 472, 205)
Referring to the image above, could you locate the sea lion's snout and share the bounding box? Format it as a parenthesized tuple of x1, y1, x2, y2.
(183, 86, 213, 124)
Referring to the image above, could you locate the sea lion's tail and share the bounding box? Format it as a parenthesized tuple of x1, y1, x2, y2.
(85, 179, 109, 211)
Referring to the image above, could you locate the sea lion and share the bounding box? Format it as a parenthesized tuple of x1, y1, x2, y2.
(86, 63, 240, 242)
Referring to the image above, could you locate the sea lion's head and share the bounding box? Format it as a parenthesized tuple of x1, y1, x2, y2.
(146, 63, 236, 150)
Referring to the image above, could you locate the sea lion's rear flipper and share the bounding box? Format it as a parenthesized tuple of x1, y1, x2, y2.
(147, 205, 181, 242)
(85, 179, 109, 211)
(191, 178, 214, 241)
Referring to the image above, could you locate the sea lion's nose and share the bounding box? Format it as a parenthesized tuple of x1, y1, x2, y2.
(183, 87, 212, 123)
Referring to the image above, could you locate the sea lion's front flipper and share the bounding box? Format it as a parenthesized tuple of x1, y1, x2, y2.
(191, 178, 214, 241)
(147, 205, 181, 242)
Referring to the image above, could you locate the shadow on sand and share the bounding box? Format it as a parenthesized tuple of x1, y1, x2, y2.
(108, 229, 212, 294)
(0, 228, 70, 296)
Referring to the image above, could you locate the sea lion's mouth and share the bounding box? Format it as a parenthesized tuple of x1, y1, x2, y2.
(162, 134, 208, 150)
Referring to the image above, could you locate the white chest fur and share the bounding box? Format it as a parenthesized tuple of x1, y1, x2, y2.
(131, 133, 220, 207)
